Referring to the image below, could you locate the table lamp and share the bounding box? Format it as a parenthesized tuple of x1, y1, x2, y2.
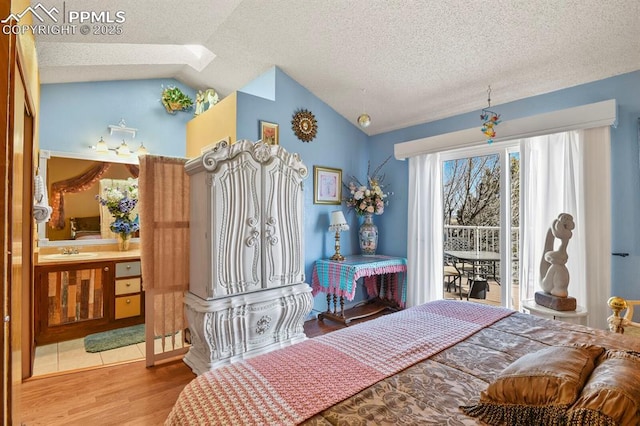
(329, 210, 349, 261)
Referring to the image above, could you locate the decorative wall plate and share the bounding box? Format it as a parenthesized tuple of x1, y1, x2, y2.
(291, 109, 318, 142)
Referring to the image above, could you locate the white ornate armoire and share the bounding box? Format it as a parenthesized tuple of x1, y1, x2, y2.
(183, 140, 313, 374)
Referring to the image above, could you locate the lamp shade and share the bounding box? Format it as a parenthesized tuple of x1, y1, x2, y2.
(95, 137, 109, 153)
(330, 210, 346, 226)
(136, 142, 149, 155)
(116, 140, 131, 157)
(329, 210, 349, 231)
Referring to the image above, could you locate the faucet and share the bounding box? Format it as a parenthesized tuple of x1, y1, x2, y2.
(61, 247, 79, 255)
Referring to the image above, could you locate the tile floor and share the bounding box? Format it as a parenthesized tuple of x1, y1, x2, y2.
(33, 331, 184, 376)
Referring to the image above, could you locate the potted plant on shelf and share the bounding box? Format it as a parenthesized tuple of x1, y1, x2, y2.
(161, 85, 194, 114)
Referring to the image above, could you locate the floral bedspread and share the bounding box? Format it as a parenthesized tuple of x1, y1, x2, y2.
(167, 300, 640, 425)
(166, 300, 513, 425)
(303, 311, 640, 425)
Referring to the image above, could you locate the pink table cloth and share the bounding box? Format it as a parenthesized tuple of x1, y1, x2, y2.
(312, 255, 407, 307)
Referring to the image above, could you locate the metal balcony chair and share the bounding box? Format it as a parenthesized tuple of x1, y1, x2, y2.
(443, 262, 462, 293)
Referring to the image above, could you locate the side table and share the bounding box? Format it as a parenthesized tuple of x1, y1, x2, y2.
(311, 255, 407, 325)
(522, 299, 589, 325)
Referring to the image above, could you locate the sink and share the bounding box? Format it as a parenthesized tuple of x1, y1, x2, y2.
(40, 252, 99, 260)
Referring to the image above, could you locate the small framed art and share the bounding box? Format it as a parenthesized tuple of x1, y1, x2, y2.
(260, 121, 279, 145)
(313, 166, 342, 205)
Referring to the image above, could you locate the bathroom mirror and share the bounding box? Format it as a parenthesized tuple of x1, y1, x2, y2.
(37, 150, 141, 248)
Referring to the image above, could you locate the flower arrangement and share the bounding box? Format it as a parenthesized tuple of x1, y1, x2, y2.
(344, 156, 392, 216)
(97, 178, 139, 239)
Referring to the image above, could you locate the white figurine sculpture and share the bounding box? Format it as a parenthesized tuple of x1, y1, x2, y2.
(539, 213, 575, 298)
(194, 91, 205, 116)
(194, 88, 220, 116)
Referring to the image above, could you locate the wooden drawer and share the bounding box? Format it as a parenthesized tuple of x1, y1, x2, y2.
(115, 294, 141, 319)
(116, 261, 141, 278)
(115, 277, 141, 295)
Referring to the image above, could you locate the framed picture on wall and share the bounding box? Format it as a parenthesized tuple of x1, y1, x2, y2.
(260, 121, 279, 145)
(313, 166, 342, 205)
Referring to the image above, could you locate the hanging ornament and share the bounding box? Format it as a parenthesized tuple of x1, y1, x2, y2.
(480, 85, 501, 144)
(357, 89, 371, 128)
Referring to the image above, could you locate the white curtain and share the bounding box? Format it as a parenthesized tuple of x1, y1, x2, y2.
(406, 153, 443, 307)
(581, 127, 612, 330)
(520, 128, 611, 329)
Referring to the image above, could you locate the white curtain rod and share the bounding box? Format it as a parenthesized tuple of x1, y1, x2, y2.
(394, 99, 617, 160)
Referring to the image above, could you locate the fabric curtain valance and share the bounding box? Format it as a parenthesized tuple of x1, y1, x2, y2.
(125, 163, 139, 178)
(49, 162, 111, 230)
(394, 99, 617, 160)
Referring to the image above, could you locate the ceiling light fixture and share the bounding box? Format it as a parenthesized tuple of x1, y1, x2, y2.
(357, 88, 371, 129)
(89, 119, 149, 156)
(90, 137, 148, 157)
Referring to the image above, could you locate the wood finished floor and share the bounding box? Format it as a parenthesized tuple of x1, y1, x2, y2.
(20, 297, 508, 425)
(19, 316, 360, 426)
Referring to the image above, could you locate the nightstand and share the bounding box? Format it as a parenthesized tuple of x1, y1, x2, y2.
(522, 299, 588, 325)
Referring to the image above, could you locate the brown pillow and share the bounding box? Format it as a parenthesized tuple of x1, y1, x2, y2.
(564, 350, 640, 426)
(461, 344, 604, 425)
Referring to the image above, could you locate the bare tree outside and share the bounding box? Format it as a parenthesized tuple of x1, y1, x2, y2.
(443, 153, 521, 306)
(442, 154, 519, 227)
(510, 155, 519, 227)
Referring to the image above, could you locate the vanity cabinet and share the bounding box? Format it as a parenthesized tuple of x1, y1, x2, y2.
(35, 258, 144, 345)
(114, 260, 142, 319)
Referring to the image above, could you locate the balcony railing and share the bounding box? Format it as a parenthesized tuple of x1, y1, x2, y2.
(444, 224, 520, 285)
(444, 224, 519, 253)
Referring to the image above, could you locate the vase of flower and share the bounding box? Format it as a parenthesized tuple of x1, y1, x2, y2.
(97, 178, 140, 252)
(344, 157, 392, 256)
(359, 213, 378, 256)
(117, 233, 131, 251)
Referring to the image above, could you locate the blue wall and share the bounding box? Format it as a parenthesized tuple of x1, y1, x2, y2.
(236, 68, 372, 313)
(39, 78, 196, 157)
(370, 70, 640, 302)
(39, 69, 640, 311)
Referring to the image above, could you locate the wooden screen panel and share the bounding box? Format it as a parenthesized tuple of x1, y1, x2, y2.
(145, 288, 188, 367)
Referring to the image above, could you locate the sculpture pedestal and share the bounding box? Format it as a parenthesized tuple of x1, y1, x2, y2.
(534, 291, 576, 311)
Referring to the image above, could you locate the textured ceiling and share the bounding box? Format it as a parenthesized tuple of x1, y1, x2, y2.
(33, 0, 640, 135)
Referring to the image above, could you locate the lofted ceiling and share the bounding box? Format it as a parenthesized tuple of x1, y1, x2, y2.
(33, 0, 640, 135)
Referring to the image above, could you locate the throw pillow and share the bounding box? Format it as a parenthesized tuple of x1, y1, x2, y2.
(564, 349, 640, 426)
(461, 344, 604, 426)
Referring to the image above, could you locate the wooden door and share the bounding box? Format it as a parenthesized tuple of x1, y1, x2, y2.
(0, 9, 13, 423)
(10, 57, 25, 420)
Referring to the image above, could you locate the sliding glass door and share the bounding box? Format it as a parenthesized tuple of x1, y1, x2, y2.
(441, 143, 520, 309)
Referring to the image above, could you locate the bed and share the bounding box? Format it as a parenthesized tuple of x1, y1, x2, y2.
(166, 300, 640, 425)
(69, 216, 102, 240)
